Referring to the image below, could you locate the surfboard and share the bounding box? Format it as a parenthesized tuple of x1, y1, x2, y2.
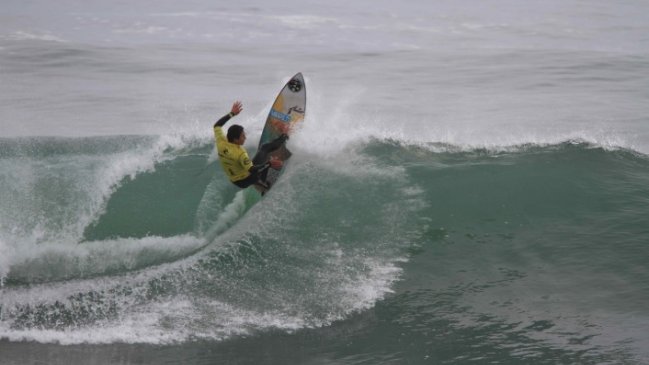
(252, 73, 306, 194)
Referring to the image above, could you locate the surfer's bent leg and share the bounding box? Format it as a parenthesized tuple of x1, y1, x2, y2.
(263, 134, 288, 152)
(251, 134, 289, 165)
(233, 172, 259, 188)
(241, 134, 287, 187)
(232, 161, 273, 188)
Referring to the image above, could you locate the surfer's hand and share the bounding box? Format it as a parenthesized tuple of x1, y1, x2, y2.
(231, 101, 243, 116)
(269, 158, 283, 170)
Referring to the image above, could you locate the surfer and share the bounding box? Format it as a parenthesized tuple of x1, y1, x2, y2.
(213, 101, 288, 189)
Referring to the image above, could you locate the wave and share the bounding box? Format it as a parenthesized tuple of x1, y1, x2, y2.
(1, 133, 648, 345)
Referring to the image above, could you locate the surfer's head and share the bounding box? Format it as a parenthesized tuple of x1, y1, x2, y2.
(227, 124, 246, 145)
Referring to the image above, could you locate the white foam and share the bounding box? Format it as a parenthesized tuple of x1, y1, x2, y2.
(1, 31, 67, 43)
(402, 126, 644, 154)
(113, 24, 171, 36)
(268, 15, 338, 30)
(339, 258, 403, 315)
(7, 234, 204, 284)
(203, 190, 251, 241)
(0, 292, 312, 345)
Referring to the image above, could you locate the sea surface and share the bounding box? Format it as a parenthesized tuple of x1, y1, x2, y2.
(1, 1, 649, 364)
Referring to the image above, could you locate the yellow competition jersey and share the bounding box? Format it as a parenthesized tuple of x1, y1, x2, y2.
(214, 126, 253, 182)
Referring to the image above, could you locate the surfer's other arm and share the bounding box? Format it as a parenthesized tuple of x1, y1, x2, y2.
(214, 101, 243, 128)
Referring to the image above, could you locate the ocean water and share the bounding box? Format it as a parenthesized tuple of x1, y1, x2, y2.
(1, 0, 649, 364)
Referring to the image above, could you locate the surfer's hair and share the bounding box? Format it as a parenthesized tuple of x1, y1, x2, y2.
(227, 125, 244, 142)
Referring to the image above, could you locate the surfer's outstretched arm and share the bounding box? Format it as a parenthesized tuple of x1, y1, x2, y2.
(214, 101, 243, 128)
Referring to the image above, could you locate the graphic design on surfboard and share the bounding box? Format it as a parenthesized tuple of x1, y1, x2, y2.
(254, 73, 306, 194)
